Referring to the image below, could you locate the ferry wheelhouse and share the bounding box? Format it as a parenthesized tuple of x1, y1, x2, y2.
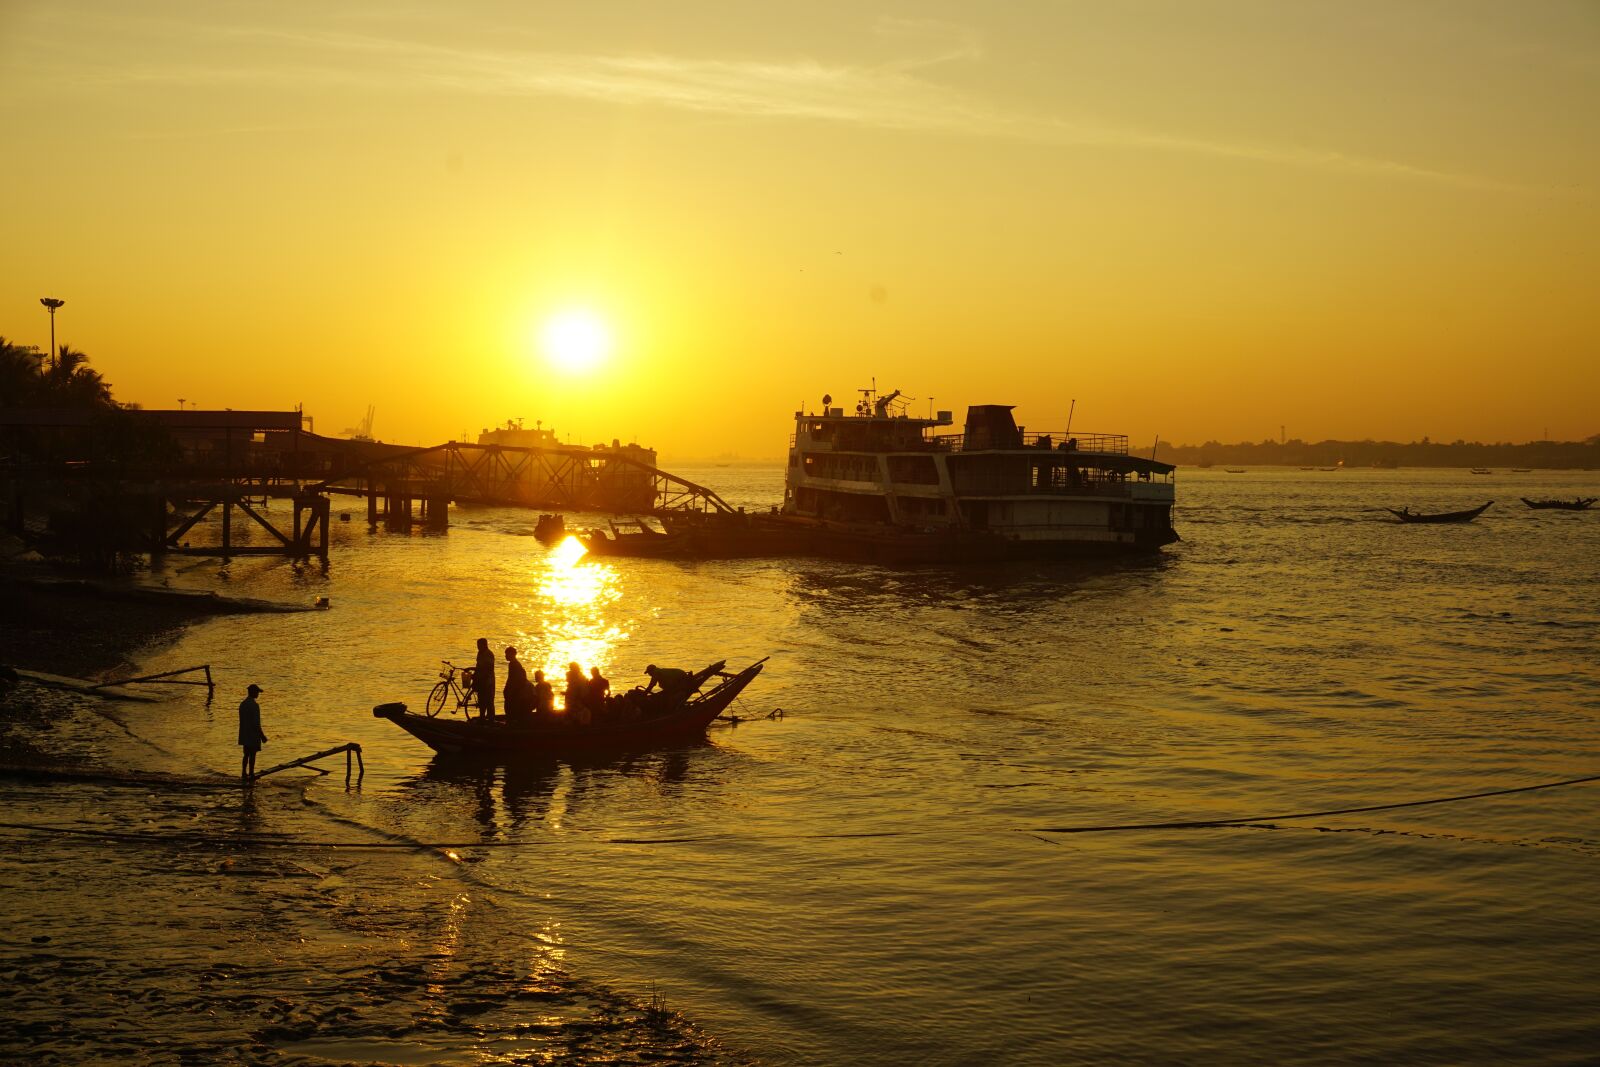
(780, 393, 1177, 558)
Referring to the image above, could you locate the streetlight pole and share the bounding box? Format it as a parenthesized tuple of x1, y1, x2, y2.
(39, 297, 65, 371)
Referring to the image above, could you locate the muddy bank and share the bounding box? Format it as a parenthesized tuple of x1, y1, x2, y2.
(0, 579, 218, 681)
(0, 775, 740, 1065)
(0, 572, 742, 1065)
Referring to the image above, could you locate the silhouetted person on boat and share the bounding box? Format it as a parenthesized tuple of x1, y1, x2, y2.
(533, 670, 555, 717)
(564, 662, 587, 711)
(644, 664, 693, 698)
(588, 666, 610, 708)
(238, 683, 267, 779)
(503, 647, 534, 723)
(473, 637, 496, 719)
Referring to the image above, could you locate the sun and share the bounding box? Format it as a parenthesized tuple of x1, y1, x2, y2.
(539, 309, 612, 373)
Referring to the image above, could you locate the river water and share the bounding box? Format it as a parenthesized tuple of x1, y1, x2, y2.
(22, 466, 1600, 1063)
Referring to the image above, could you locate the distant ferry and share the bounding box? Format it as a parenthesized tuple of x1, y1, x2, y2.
(477, 419, 657, 467)
(476, 419, 659, 512)
(772, 390, 1177, 559)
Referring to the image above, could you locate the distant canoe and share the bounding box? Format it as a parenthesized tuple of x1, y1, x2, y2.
(1470, 468, 1492, 475)
(1386, 501, 1493, 524)
(1521, 497, 1595, 511)
(1225, 468, 1246, 473)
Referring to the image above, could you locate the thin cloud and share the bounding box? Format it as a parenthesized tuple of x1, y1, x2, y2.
(99, 23, 1539, 192)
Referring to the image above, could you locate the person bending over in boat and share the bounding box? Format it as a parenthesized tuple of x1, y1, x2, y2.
(473, 637, 496, 719)
(644, 664, 694, 701)
(503, 647, 535, 724)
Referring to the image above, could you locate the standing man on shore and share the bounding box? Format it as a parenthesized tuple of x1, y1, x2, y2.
(238, 683, 268, 779)
(473, 637, 496, 719)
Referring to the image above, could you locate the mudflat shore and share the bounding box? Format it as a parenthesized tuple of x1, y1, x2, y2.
(1, 575, 222, 681)
(0, 563, 741, 1065)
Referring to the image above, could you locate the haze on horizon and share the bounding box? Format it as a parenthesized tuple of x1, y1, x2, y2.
(2, 1, 1596, 459)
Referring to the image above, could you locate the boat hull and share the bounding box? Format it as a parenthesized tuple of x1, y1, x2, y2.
(1386, 501, 1493, 524)
(585, 514, 1175, 562)
(375, 662, 764, 757)
(1521, 497, 1595, 511)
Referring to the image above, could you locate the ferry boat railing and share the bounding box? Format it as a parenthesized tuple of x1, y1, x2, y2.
(927, 432, 1129, 454)
(788, 431, 1132, 455)
(952, 477, 1146, 498)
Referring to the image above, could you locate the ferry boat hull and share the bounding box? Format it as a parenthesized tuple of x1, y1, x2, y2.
(778, 396, 1178, 559)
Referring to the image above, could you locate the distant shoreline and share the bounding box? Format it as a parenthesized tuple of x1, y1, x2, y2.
(1148, 440, 1599, 469)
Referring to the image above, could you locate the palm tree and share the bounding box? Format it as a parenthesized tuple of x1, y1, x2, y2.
(0, 336, 46, 406)
(46, 345, 114, 407)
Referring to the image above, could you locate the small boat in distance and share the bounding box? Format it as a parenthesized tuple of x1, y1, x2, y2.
(533, 513, 566, 544)
(1521, 497, 1596, 511)
(1225, 467, 1246, 473)
(1470, 468, 1492, 475)
(374, 659, 767, 757)
(1386, 501, 1493, 524)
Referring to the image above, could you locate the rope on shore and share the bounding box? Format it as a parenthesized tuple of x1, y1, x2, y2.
(0, 772, 1596, 851)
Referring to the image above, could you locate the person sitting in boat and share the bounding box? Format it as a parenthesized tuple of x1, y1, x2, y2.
(588, 666, 610, 709)
(533, 669, 555, 718)
(503, 647, 535, 724)
(563, 662, 593, 726)
(564, 662, 588, 711)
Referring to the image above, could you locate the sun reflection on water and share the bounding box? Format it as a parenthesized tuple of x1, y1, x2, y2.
(524, 536, 627, 682)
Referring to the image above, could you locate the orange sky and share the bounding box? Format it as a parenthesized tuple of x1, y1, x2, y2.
(3, 2, 1596, 457)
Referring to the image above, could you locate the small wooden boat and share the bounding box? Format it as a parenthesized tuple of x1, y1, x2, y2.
(579, 519, 686, 557)
(373, 659, 766, 757)
(1521, 497, 1596, 511)
(1225, 468, 1246, 474)
(1386, 501, 1493, 524)
(533, 513, 567, 544)
(1470, 468, 1492, 475)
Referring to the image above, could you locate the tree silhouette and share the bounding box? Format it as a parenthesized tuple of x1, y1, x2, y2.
(0, 337, 114, 409)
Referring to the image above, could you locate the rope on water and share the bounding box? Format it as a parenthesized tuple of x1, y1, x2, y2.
(1024, 772, 1600, 835)
(0, 772, 1595, 851)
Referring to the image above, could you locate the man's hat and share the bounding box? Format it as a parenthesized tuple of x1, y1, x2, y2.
(246, 683, 263, 694)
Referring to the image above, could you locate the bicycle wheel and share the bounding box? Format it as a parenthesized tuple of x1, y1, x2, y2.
(425, 681, 451, 718)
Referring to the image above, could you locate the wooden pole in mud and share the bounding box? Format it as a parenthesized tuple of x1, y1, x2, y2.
(250, 742, 363, 782)
(221, 427, 233, 557)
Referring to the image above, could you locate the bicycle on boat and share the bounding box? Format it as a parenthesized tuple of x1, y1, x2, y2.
(425, 660, 481, 718)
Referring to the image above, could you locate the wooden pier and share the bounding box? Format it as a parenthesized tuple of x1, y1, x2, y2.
(2, 407, 735, 562)
(317, 440, 735, 532)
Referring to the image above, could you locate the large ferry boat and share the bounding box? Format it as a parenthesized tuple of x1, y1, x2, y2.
(774, 390, 1177, 559)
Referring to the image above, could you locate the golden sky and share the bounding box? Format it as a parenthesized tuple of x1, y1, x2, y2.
(3, 2, 1596, 456)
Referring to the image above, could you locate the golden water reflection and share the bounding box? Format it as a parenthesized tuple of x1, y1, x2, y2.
(522, 536, 627, 685)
